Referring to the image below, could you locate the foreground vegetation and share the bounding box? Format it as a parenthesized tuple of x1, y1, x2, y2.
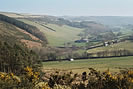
(0, 67, 133, 89)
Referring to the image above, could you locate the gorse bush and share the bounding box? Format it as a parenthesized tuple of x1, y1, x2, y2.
(0, 66, 49, 89)
(0, 67, 133, 89)
(47, 68, 133, 89)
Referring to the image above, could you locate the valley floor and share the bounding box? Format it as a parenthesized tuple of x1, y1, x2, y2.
(42, 56, 133, 73)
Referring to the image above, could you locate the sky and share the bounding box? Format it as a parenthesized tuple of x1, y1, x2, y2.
(0, 0, 133, 16)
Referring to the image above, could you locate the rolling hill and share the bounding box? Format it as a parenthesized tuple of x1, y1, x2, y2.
(0, 14, 42, 74)
(3, 12, 133, 49)
(0, 14, 48, 48)
(17, 18, 110, 47)
(0, 12, 84, 46)
(17, 19, 84, 47)
(61, 16, 133, 26)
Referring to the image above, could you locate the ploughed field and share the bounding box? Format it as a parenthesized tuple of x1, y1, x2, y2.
(42, 56, 133, 73)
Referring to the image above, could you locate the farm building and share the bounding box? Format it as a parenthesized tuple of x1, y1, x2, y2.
(75, 39, 89, 43)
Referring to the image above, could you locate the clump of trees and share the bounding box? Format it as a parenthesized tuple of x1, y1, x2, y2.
(32, 46, 87, 61)
(0, 40, 40, 74)
(0, 14, 48, 44)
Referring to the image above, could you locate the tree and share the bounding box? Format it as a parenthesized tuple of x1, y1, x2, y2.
(0, 41, 39, 74)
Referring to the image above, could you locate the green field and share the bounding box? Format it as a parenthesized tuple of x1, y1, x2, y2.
(42, 56, 133, 73)
(18, 19, 84, 47)
(87, 40, 133, 54)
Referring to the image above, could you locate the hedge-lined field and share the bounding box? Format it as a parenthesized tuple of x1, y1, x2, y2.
(43, 56, 133, 73)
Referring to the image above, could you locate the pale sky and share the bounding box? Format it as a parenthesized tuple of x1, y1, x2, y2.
(0, 0, 133, 16)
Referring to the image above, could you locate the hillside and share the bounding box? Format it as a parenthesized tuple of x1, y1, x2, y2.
(17, 18, 111, 47)
(18, 19, 84, 46)
(0, 12, 113, 47)
(0, 14, 42, 74)
(0, 14, 48, 44)
(0, 20, 43, 48)
(62, 16, 133, 26)
(0, 18, 40, 74)
(0, 11, 45, 18)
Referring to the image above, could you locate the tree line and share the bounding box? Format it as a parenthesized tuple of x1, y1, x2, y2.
(89, 49, 133, 58)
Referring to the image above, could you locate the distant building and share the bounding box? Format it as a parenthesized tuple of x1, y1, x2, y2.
(104, 42, 109, 46)
(75, 39, 89, 43)
(103, 40, 118, 46)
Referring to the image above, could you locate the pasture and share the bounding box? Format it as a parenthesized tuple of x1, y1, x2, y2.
(87, 40, 133, 54)
(42, 56, 133, 74)
(18, 19, 84, 47)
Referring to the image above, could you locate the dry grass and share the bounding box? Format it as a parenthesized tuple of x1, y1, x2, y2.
(21, 39, 42, 48)
(17, 27, 41, 41)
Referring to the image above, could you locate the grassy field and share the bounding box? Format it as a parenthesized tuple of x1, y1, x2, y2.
(120, 28, 133, 36)
(42, 56, 133, 74)
(87, 40, 133, 54)
(18, 19, 84, 47)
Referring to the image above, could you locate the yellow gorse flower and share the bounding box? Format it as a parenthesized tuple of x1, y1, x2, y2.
(111, 76, 117, 80)
(106, 71, 111, 75)
(41, 82, 50, 89)
(4, 74, 11, 81)
(35, 72, 40, 75)
(131, 79, 133, 83)
(24, 66, 40, 83)
(0, 74, 5, 79)
(24, 66, 33, 72)
(128, 71, 133, 75)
